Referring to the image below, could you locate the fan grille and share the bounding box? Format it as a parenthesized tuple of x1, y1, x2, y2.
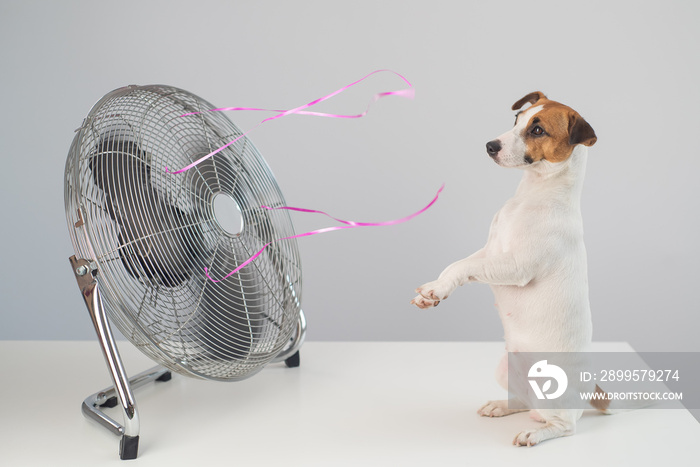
(65, 85, 302, 381)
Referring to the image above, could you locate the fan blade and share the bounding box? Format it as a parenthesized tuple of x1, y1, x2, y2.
(91, 138, 202, 288)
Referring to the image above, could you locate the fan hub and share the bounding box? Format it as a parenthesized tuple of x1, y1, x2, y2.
(212, 193, 244, 236)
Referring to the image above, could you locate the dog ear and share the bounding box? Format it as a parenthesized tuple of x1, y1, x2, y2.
(512, 91, 547, 111)
(568, 114, 597, 147)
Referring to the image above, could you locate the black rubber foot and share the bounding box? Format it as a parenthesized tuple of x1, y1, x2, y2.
(156, 371, 172, 382)
(119, 435, 139, 460)
(99, 396, 118, 408)
(284, 351, 300, 368)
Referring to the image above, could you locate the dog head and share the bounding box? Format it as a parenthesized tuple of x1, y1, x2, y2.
(486, 91, 597, 168)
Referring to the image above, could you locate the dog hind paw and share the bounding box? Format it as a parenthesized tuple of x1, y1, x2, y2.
(512, 422, 574, 447)
(477, 400, 524, 418)
(513, 429, 543, 447)
(529, 410, 547, 423)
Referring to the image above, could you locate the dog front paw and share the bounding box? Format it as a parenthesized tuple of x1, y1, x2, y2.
(418, 279, 454, 301)
(410, 279, 455, 309)
(410, 294, 439, 309)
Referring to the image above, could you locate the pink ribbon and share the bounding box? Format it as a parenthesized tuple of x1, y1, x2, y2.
(166, 69, 435, 282)
(204, 184, 444, 283)
(165, 69, 414, 174)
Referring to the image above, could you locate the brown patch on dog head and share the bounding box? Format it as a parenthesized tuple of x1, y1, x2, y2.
(520, 98, 597, 163)
(512, 91, 548, 111)
(569, 114, 597, 147)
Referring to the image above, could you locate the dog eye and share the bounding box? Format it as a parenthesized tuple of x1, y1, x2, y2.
(531, 126, 544, 136)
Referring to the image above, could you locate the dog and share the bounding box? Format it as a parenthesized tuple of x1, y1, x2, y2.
(411, 91, 598, 446)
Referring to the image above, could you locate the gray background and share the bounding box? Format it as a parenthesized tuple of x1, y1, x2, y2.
(1, 0, 699, 352)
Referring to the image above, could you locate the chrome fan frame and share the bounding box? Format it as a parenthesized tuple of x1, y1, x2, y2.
(65, 85, 306, 459)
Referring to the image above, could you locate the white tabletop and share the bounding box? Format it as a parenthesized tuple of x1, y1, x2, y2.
(1, 341, 698, 466)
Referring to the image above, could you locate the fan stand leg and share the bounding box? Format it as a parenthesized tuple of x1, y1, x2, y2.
(284, 351, 301, 368)
(70, 256, 167, 460)
(272, 310, 306, 368)
(82, 366, 172, 459)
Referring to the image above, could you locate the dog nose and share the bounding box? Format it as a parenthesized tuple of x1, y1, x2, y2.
(486, 140, 501, 158)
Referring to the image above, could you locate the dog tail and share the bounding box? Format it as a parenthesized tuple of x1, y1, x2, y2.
(589, 384, 654, 414)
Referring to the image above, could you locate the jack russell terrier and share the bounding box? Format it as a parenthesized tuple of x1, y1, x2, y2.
(411, 91, 598, 446)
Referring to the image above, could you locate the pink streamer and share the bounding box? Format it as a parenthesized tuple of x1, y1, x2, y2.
(165, 69, 414, 174)
(204, 184, 444, 283)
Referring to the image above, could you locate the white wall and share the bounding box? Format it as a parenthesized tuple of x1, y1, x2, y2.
(1, 0, 699, 351)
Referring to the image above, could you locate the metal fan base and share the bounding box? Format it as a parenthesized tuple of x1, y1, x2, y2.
(70, 255, 306, 460)
(82, 366, 171, 460)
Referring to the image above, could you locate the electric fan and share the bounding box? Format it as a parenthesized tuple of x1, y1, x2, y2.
(65, 84, 306, 460)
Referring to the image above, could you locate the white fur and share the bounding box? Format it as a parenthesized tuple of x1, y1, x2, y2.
(412, 123, 593, 446)
(494, 105, 543, 168)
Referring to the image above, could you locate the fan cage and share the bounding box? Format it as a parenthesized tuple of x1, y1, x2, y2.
(65, 85, 302, 381)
